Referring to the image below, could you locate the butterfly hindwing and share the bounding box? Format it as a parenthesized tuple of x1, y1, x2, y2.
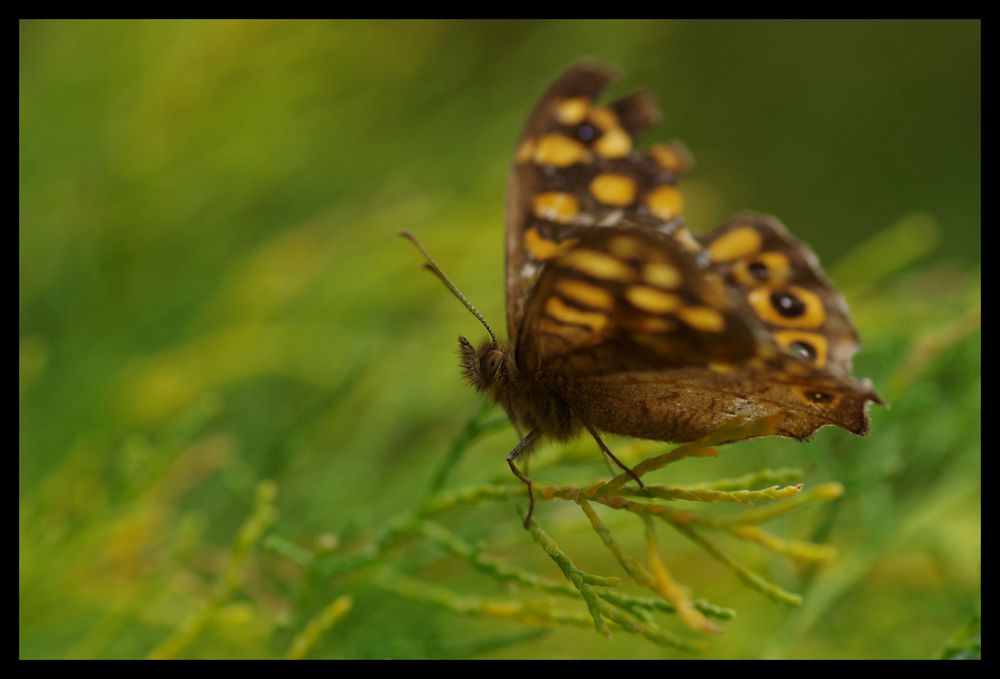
(567, 359, 878, 443)
(698, 213, 862, 377)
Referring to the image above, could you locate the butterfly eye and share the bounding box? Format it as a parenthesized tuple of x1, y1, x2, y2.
(482, 351, 504, 380)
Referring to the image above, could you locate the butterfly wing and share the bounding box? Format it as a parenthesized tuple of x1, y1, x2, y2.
(505, 63, 693, 342)
(515, 224, 762, 375)
(515, 225, 879, 443)
(506, 63, 878, 444)
(698, 213, 862, 377)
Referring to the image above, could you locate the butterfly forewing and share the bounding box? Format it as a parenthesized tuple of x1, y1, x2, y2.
(506, 64, 692, 342)
(515, 224, 761, 376)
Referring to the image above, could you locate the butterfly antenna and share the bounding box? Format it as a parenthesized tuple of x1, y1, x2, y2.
(398, 230, 498, 345)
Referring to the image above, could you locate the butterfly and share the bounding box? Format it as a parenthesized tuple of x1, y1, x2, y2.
(403, 62, 880, 526)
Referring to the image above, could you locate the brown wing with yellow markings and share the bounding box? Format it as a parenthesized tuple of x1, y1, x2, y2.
(505, 63, 693, 342)
(515, 224, 880, 442)
(514, 224, 764, 376)
(698, 213, 863, 378)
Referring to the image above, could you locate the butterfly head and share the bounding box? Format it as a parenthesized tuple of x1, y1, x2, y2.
(459, 336, 512, 394)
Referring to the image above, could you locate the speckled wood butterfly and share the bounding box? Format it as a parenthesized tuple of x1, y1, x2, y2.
(403, 62, 880, 525)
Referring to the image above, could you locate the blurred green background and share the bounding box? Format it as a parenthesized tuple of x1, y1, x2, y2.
(20, 20, 980, 659)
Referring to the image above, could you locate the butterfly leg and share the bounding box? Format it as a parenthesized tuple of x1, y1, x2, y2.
(506, 429, 542, 528)
(583, 421, 645, 489)
(512, 424, 529, 476)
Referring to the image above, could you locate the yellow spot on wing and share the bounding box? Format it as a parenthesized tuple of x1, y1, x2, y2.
(645, 185, 684, 221)
(589, 173, 637, 206)
(589, 106, 619, 131)
(515, 138, 535, 163)
(642, 262, 682, 289)
(545, 295, 608, 331)
(555, 97, 591, 125)
(731, 251, 792, 285)
(747, 285, 826, 329)
(650, 142, 691, 173)
(532, 192, 580, 223)
(707, 226, 763, 262)
(674, 228, 702, 253)
(556, 279, 614, 310)
(524, 228, 577, 261)
(594, 128, 632, 158)
(559, 248, 634, 281)
(533, 133, 590, 167)
(626, 286, 682, 313)
(678, 306, 726, 332)
(773, 330, 828, 367)
(537, 318, 581, 345)
(634, 317, 677, 333)
(608, 235, 642, 258)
